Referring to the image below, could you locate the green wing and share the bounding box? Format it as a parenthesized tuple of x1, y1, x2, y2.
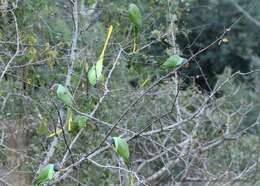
(161, 55, 184, 69)
(87, 57, 103, 86)
(128, 3, 142, 29)
(56, 84, 73, 106)
(70, 115, 88, 133)
(74, 115, 88, 129)
(34, 164, 54, 185)
(113, 137, 129, 164)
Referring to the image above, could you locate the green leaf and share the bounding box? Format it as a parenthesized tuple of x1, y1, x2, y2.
(56, 84, 73, 106)
(161, 55, 184, 69)
(87, 57, 103, 85)
(128, 3, 142, 29)
(112, 137, 130, 164)
(33, 164, 55, 185)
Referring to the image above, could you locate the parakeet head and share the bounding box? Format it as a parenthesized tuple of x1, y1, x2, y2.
(53, 163, 61, 172)
(108, 138, 115, 146)
(50, 83, 58, 91)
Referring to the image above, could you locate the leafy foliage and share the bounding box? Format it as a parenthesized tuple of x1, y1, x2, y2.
(0, 0, 260, 185)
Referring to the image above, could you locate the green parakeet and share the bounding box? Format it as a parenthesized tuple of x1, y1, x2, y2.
(33, 163, 61, 185)
(87, 58, 103, 86)
(69, 115, 88, 133)
(88, 25, 113, 86)
(53, 84, 75, 133)
(111, 137, 130, 165)
(161, 55, 185, 69)
(128, 3, 142, 52)
(56, 84, 73, 106)
(128, 3, 142, 29)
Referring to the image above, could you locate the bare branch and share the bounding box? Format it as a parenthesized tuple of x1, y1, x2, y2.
(230, 0, 260, 27)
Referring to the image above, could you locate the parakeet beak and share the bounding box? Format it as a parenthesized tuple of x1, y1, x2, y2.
(50, 83, 57, 91)
(107, 138, 115, 147)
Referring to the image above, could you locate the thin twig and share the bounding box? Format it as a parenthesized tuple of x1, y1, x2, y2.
(230, 0, 260, 27)
(0, 11, 20, 81)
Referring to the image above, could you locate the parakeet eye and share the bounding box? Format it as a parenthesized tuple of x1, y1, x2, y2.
(53, 163, 61, 172)
(108, 138, 115, 146)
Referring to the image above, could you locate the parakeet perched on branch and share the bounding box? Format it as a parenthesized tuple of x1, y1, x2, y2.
(110, 137, 130, 166)
(33, 163, 61, 185)
(129, 3, 142, 30)
(128, 3, 142, 52)
(55, 84, 73, 106)
(51, 83, 74, 133)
